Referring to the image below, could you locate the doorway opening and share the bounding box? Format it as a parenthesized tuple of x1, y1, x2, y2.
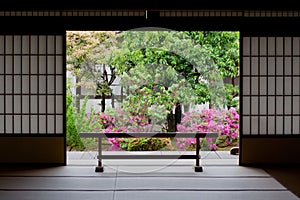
(65, 29, 240, 168)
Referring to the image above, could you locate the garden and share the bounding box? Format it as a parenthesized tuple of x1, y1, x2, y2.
(66, 30, 240, 152)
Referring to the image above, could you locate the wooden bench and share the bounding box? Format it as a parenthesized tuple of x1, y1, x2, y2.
(79, 132, 218, 172)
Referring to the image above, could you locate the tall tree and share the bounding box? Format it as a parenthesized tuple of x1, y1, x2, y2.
(109, 31, 224, 131)
(66, 31, 118, 112)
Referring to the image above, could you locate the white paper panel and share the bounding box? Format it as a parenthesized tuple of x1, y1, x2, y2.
(47, 95, 55, 113)
(14, 115, 21, 133)
(251, 37, 259, 56)
(275, 77, 283, 95)
(46, 36, 54, 54)
(284, 37, 292, 56)
(14, 76, 21, 93)
(0, 76, 4, 93)
(47, 56, 55, 74)
(22, 115, 30, 133)
(268, 96, 275, 115)
(268, 77, 275, 95)
(22, 95, 29, 113)
(276, 37, 284, 56)
(293, 97, 300, 115)
(0, 36, 4, 54)
(243, 37, 250, 56)
(56, 56, 63, 74)
(251, 97, 259, 115)
(293, 77, 300, 95)
(30, 56, 38, 74)
(30, 95, 38, 113)
(293, 57, 300, 75)
(5, 56, 13, 74)
(5, 36, 13, 54)
(5, 115, 12, 133)
(14, 95, 21, 113)
(0, 96, 4, 113)
(0, 116, 4, 133)
(284, 116, 292, 135)
(259, 97, 267, 115)
(38, 76, 46, 94)
(39, 56, 47, 74)
(276, 96, 283, 115)
(259, 57, 267, 75)
(39, 95, 46, 113)
(30, 75, 38, 94)
(39, 115, 46, 134)
(268, 57, 275, 75)
(30, 36, 38, 54)
(13, 36, 21, 54)
(276, 116, 283, 135)
(47, 76, 55, 93)
(56, 95, 63, 114)
(259, 37, 267, 56)
(251, 77, 258, 95)
(268, 37, 276, 56)
(22, 75, 29, 94)
(38, 36, 47, 54)
(22, 56, 30, 74)
(251, 57, 259, 75)
(5, 75, 12, 93)
(284, 97, 292, 115)
(14, 56, 21, 74)
(259, 116, 267, 135)
(243, 57, 250, 75)
(284, 57, 292, 75)
(242, 97, 250, 115)
(56, 36, 63, 54)
(56, 115, 63, 133)
(56, 76, 63, 94)
(22, 36, 30, 54)
(292, 117, 300, 134)
(47, 115, 55, 133)
(267, 116, 275, 135)
(276, 57, 283, 75)
(0, 56, 4, 74)
(5, 95, 12, 113)
(30, 115, 38, 133)
(251, 116, 259, 135)
(260, 77, 267, 95)
(292, 37, 300, 56)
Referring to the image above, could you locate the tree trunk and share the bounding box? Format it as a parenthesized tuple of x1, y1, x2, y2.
(174, 103, 182, 131)
(167, 112, 176, 132)
(101, 94, 106, 112)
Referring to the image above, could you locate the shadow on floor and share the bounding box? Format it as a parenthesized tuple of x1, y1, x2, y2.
(263, 165, 300, 198)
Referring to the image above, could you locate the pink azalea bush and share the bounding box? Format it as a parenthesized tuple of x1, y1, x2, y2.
(89, 107, 239, 151)
(90, 108, 170, 150)
(176, 108, 239, 151)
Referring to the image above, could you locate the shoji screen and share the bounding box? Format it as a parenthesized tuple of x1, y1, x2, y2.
(242, 37, 300, 136)
(241, 36, 300, 165)
(0, 35, 65, 164)
(0, 35, 64, 135)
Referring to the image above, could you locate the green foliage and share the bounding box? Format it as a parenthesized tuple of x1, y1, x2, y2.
(110, 31, 238, 108)
(66, 78, 102, 151)
(66, 85, 85, 151)
(185, 31, 240, 78)
(224, 84, 239, 112)
(119, 138, 171, 151)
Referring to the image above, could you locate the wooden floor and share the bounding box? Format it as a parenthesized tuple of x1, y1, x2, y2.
(0, 153, 299, 200)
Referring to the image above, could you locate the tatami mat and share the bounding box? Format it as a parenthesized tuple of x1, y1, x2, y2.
(0, 157, 299, 200)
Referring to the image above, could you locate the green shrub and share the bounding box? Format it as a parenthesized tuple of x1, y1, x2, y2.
(66, 89, 85, 151)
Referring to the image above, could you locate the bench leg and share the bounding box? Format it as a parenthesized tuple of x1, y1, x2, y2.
(194, 136, 203, 172)
(95, 161, 104, 172)
(95, 137, 104, 172)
